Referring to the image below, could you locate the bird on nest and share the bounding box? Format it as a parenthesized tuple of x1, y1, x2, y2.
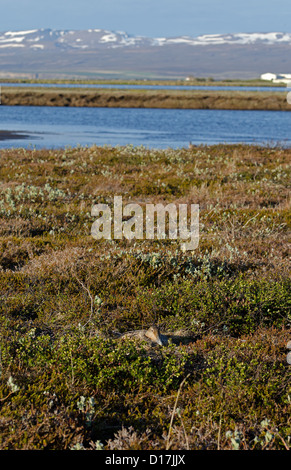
(118, 325, 196, 347)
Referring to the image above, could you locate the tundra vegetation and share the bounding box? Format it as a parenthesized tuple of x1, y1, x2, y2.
(0, 143, 290, 450)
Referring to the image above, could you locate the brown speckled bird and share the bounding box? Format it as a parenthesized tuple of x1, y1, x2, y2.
(119, 326, 166, 346)
(118, 325, 196, 347)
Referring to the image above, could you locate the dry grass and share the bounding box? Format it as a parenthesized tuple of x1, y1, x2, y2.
(1, 87, 290, 110)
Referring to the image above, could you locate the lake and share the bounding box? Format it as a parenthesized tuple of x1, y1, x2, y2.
(0, 105, 290, 149)
(0, 83, 289, 92)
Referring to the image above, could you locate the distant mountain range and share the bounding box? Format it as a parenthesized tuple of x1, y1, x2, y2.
(0, 28, 291, 79)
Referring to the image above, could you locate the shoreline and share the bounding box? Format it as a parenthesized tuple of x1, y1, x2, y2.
(0, 130, 31, 141)
(0, 78, 285, 87)
(1, 88, 290, 110)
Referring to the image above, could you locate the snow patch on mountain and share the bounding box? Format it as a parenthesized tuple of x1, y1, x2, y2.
(0, 29, 291, 51)
(4, 30, 38, 36)
(155, 32, 291, 46)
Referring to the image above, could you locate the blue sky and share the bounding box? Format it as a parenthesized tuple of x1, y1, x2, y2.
(1, 0, 290, 36)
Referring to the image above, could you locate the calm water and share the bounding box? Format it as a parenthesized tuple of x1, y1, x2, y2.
(0, 83, 289, 92)
(0, 105, 290, 149)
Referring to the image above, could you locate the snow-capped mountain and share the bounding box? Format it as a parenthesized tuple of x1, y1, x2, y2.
(0, 29, 148, 50)
(0, 29, 291, 79)
(1, 29, 291, 50)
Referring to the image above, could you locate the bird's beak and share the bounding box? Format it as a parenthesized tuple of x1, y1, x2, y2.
(157, 336, 163, 346)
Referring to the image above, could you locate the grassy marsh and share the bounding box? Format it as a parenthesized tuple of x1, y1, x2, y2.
(1, 87, 290, 110)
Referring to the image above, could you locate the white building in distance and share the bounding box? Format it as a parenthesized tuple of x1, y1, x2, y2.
(261, 72, 291, 84)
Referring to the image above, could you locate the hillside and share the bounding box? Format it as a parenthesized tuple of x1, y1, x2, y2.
(1, 29, 291, 79)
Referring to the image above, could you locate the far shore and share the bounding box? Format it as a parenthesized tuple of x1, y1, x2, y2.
(1, 87, 290, 111)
